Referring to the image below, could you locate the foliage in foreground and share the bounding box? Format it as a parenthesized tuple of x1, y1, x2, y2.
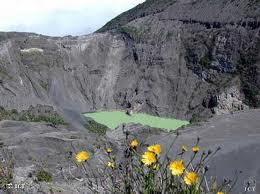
(72, 131, 236, 194)
(0, 150, 14, 193)
(36, 170, 53, 182)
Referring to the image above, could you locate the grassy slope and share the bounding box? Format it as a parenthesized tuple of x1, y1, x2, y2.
(85, 111, 188, 131)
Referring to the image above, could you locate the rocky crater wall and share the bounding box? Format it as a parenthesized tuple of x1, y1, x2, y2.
(0, 0, 259, 120)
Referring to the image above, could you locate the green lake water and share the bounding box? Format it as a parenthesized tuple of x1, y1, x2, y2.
(84, 111, 189, 131)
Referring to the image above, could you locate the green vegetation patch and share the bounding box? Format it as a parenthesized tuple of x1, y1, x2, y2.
(243, 85, 260, 108)
(84, 119, 109, 135)
(119, 25, 146, 41)
(199, 54, 211, 69)
(84, 111, 189, 131)
(0, 105, 66, 126)
(36, 170, 52, 182)
(18, 114, 66, 126)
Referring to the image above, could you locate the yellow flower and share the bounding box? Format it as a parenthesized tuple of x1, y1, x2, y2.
(184, 172, 198, 185)
(147, 144, 161, 156)
(181, 146, 188, 152)
(107, 161, 116, 169)
(192, 146, 200, 153)
(106, 148, 113, 153)
(141, 151, 156, 165)
(76, 151, 89, 163)
(217, 192, 224, 194)
(130, 139, 139, 149)
(168, 160, 185, 176)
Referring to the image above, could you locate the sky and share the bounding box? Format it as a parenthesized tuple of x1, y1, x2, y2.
(0, 0, 145, 36)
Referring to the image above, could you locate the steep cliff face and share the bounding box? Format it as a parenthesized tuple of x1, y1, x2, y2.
(99, 0, 260, 118)
(0, 33, 130, 114)
(0, 0, 259, 120)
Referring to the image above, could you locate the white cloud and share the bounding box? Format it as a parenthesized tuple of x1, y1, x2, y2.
(0, 0, 145, 36)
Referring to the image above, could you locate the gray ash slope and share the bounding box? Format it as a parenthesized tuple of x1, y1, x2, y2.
(0, 0, 260, 121)
(0, 104, 259, 193)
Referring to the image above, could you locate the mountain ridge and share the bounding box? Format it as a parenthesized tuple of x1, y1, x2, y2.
(98, 0, 260, 32)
